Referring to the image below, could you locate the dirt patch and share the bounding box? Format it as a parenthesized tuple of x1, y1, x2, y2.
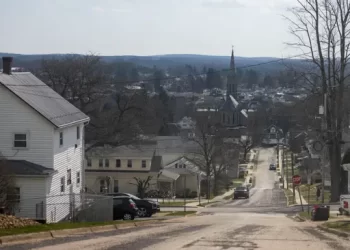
(0, 215, 39, 229)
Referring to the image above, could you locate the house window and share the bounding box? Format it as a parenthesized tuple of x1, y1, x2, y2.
(142, 160, 146, 168)
(116, 159, 121, 168)
(14, 133, 27, 148)
(222, 113, 225, 123)
(6, 187, 20, 203)
(87, 158, 92, 167)
(99, 159, 103, 167)
(183, 164, 186, 168)
(67, 169, 72, 185)
(114, 180, 119, 193)
(232, 113, 235, 124)
(175, 163, 178, 168)
(76, 171, 80, 185)
(59, 132, 63, 146)
(77, 126, 80, 140)
(100, 180, 105, 193)
(105, 159, 109, 168)
(127, 160, 132, 168)
(60, 177, 65, 192)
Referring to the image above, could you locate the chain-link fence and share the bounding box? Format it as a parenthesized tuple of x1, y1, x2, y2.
(4, 193, 113, 223)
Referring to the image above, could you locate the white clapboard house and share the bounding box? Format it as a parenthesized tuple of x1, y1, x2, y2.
(0, 57, 90, 222)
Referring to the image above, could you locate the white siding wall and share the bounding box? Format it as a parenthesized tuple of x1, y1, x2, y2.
(13, 177, 46, 219)
(0, 85, 54, 167)
(86, 157, 152, 171)
(85, 172, 160, 195)
(46, 124, 84, 222)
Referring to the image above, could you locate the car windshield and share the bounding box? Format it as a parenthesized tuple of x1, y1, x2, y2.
(236, 187, 247, 191)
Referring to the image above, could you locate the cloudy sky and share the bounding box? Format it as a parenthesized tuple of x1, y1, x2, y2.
(1, 0, 298, 57)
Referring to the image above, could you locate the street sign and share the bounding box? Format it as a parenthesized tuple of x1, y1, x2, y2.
(292, 175, 301, 185)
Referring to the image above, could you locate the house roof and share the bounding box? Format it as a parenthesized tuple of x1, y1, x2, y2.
(6, 160, 54, 176)
(221, 95, 239, 112)
(160, 169, 180, 180)
(86, 144, 156, 158)
(0, 72, 90, 128)
(150, 156, 162, 172)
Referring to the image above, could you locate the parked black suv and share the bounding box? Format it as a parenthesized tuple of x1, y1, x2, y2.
(108, 193, 156, 217)
(233, 186, 249, 199)
(113, 196, 138, 220)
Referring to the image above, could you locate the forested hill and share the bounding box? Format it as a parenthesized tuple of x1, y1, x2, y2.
(0, 53, 304, 73)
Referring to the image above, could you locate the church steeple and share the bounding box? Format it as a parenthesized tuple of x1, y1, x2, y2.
(227, 47, 237, 98)
(230, 47, 236, 72)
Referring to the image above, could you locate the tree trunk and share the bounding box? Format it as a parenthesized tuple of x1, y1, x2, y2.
(213, 172, 218, 196)
(330, 137, 342, 202)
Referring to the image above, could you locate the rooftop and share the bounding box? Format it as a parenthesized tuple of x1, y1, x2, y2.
(0, 72, 90, 128)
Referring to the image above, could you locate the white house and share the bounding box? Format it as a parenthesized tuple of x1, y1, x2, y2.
(85, 143, 164, 195)
(0, 57, 90, 222)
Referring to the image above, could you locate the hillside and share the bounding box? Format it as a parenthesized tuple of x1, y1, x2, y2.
(0, 53, 304, 73)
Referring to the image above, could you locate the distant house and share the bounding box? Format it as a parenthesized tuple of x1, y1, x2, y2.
(85, 136, 206, 197)
(85, 143, 165, 195)
(0, 57, 90, 222)
(262, 125, 284, 146)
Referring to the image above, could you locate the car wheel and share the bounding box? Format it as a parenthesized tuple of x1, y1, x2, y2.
(137, 207, 147, 217)
(123, 213, 133, 220)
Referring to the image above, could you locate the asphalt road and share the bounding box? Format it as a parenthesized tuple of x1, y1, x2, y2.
(3, 147, 346, 249)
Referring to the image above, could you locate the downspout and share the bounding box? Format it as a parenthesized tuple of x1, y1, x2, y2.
(82, 121, 90, 193)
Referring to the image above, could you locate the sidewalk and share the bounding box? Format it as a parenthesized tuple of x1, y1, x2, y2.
(280, 148, 308, 205)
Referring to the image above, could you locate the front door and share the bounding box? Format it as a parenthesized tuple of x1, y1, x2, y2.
(113, 180, 119, 193)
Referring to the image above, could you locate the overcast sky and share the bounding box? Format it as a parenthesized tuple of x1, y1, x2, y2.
(1, 0, 298, 57)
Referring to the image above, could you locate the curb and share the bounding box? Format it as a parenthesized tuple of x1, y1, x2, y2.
(0, 232, 52, 245)
(317, 224, 350, 238)
(161, 206, 199, 208)
(0, 219, 164, 245)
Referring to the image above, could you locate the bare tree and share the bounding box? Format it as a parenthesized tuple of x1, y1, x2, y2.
(40, 55, 161, 151)
(40, 54, 108, 114)
(129, 176, 153, 199)
(187, 115, 237, 197)
(287, 0, 350, 200)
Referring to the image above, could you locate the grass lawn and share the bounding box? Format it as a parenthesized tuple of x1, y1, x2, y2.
(298, 211, 312, 220)
(160, 201, 198, 206)
(323, 220, 350, 232)
(0, 220, 136, 237)
(197, 201, 218, 207)
(299, 184, 331, 204)
(165, 211, 196, 216)
(284, 189, 296, 205)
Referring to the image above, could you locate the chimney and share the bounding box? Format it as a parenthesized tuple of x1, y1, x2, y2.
(2, 57, 13, 75)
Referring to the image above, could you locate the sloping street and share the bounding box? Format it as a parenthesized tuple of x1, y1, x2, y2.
(2, 148, 348, 250)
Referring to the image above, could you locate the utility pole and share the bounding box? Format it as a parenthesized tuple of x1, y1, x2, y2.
(286, 150, 289, 190)
(321, 93, 327, 204)
(184, 175, 187, 212)
(291, 152, 295, 201)
(282, 146, 285, 189)
(277, 133, 280, 169)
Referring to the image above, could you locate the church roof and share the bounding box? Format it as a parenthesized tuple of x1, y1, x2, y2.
(220, 95, 239, 112)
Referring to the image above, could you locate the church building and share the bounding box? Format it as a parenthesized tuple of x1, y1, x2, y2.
(220, 49, 248, 128)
